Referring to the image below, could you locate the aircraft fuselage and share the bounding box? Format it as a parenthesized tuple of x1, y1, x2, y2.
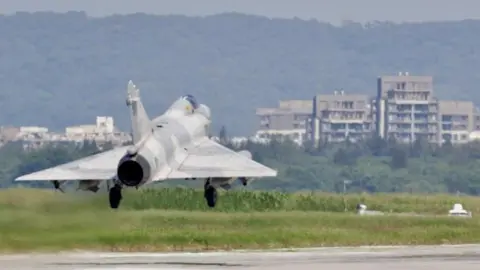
(116, 104, 211, 187)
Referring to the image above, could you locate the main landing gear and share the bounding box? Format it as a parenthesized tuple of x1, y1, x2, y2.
(204, 178, 217, 208)
(109, 184, 123, 209)
(107, 179, 219, 209)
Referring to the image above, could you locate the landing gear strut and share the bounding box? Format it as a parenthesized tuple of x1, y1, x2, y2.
(52, 180, 65, 193)
(204, 178, 217, 208)
(109, 184, 123, 209)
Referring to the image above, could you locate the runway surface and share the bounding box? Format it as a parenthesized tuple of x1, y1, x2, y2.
(1, 244, 480, 269)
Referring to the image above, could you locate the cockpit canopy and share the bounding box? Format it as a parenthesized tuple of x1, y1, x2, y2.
(181, 94, 199, 110)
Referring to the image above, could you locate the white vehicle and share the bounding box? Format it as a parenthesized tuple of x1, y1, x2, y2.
(448, 203, 472, 217)
(15, 81, 278, 209)
(356, 203, 384, 215)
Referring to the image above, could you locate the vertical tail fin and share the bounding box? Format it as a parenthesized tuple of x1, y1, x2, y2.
(126, 80, 151, 144)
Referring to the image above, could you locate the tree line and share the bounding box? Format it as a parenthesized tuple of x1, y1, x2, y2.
(2, 131, 480, 195)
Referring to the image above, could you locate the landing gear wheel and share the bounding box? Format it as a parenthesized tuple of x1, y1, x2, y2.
(204, 183, 217, 208)
(109, 185, 123, 209)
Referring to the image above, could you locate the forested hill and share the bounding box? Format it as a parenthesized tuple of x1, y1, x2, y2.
(2, 12, 480, 135)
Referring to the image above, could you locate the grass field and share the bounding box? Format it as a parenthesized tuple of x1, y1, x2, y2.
(0, 187, 479, 252)
(76, 186, 480, 214)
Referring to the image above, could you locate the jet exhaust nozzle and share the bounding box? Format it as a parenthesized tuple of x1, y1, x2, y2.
(116, 148, 157, 187)
(117, 159, 144, 186)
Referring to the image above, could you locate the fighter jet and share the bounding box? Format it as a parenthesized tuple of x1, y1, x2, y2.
(14, 81, 277, 209)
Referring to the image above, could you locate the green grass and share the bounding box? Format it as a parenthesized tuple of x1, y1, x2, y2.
(0, 187, 479, 252)
(90, 186, 480, 214)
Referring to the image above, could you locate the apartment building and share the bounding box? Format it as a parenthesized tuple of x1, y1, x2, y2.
(308, 90, 372, 145)
(438, 100, 476, 144)
(255, 72, 480, 146)
(373, 72, 441, 144)
(255, 99, 312, 144)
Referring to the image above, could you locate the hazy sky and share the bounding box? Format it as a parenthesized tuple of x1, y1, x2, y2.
(2, 0, 480, 25)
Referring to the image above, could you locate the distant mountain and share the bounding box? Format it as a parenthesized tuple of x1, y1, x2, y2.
(2, 12, 480, 135)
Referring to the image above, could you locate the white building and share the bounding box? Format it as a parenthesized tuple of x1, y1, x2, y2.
(96, 116, 114, 133)
(65, 116, 115, 137)
(19, 126, 49, 134)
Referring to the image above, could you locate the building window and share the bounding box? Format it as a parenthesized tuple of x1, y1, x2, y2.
(442, 115, 452, 122)
(294, 114, 304, 121)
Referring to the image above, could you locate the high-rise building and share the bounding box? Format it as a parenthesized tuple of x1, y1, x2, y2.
(373, 72, 440, 144)
(255, 72, 480, 146)
(308, 90, 372, 146)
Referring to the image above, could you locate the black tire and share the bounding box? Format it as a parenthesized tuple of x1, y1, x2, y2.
(109, 186, 122, 209)
(205, 186, 217, 208)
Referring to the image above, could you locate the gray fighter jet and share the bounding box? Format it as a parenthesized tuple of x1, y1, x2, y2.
(15, 81, 277, 209)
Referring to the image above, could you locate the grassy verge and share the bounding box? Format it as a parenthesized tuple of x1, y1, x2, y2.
(1, 208, 479, 252)
(0, 188, 479, 252)
(14, 186, 477, 214)
(121, 187, 480, 214)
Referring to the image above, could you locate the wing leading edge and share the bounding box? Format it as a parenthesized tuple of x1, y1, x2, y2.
(164, 138, 278, 179)
(14, 146, 130, 181)
(14, 139, 278, 182)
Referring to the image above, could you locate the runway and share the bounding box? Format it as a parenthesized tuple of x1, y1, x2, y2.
(1, 244, 480, 269)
